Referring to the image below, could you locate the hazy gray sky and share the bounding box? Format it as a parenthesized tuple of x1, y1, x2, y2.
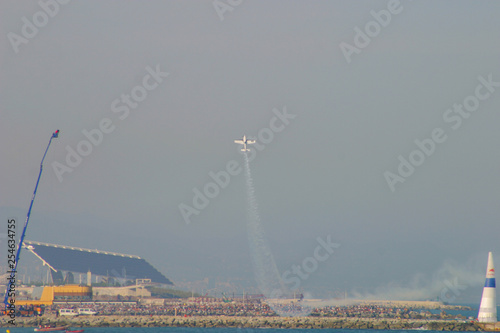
(2, 0, 500, 302)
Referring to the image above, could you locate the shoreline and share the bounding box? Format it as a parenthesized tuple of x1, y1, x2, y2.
(1, 315, 483, 331)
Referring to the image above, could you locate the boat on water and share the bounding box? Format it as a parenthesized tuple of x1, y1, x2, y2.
(34, 326, 68, 332)
(66, 330, 84, 333)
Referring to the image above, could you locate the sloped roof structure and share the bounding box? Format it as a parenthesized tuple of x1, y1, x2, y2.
(23, 240, 173, 285)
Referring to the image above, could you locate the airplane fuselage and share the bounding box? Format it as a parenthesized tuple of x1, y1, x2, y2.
(234, 135, 255, 151)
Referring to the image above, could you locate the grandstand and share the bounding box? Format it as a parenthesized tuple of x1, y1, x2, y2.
(23, 240, 172, 285)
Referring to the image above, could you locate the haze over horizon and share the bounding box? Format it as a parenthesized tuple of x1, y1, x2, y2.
(1, 0, 500, 303)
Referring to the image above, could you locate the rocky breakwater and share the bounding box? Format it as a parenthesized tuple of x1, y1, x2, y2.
(2, 315, 483, 331)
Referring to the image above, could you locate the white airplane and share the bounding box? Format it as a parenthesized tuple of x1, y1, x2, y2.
(234, 135, 255, 152)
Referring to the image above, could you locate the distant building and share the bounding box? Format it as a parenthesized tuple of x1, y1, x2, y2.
(23, 240, 173, 285)
(15, 285, 92, 306)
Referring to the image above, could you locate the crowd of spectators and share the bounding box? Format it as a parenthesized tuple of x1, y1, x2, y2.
(43, 301, 465, 320)
(311, 305, 458, 320)
(48, 301, 275, 317)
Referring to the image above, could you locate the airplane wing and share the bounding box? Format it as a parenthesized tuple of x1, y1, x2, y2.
(247, 140, 256, 144)
(234, 140, 244, 144)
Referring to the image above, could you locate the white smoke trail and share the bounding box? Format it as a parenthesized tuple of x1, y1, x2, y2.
(242, 152, 315, 316)
(349, 261, 485, 302)
(243, 152, 285, 297)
